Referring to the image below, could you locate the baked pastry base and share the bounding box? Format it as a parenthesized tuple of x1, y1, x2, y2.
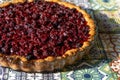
(0, 0, 96, 72)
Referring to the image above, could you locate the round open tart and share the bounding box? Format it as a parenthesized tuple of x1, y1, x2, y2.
(0, 0, 95, 72)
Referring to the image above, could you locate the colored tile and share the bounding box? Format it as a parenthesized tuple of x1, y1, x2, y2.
(74, 69, 103, 80)
(89, 0, 119, 10)
(94, 10, 120, 33)
(61, 60, 118, 80)
(65, 0, 91, 9)
(53, 73, 61, 80)
(100, 33, 120, 60)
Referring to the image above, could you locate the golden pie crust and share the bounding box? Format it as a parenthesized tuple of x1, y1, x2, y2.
(0, 0, 96, 72)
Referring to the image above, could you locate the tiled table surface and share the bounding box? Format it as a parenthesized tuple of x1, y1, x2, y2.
(0, 0, 120, 80)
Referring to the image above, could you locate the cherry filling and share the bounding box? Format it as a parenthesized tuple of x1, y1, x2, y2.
(0, 1, 90, 60)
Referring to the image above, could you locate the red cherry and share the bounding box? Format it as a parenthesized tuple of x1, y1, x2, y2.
(0, 1, 90, 60)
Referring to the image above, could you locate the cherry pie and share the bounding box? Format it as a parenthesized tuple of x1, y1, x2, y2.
(0, 0, 95, 72)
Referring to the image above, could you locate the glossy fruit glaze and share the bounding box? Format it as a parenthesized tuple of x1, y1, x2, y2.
(0, 1, 90, 60)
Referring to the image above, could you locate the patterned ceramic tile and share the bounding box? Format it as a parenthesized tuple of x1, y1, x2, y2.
(100, 33, 120, 60)
(26, 73, 35, 80)
(89, 0, 119, 10)
(110, 58, 120, 79)
(99, 33, 120, 79)
(74, 69, 103, 80)
(53, 73, 61, 80)
(61, 60, 118, 80)
(61, 71, 74, 80)
(64, 0, 91, 9)
(1, 68, 9, 80)
(35, 73, 43, 80)
(94, 10, 120, 32)
(0, 67, 3, 79)
(98, 61, 118, 80)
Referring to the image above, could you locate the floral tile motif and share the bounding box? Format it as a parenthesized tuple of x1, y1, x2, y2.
(89, 0, 119, 10)
(61, 60, 118, 80)
(98, 61, 118, 80)
(110, 58, 120, 79)
(100, 33, 120, 79)
(94, 10, 120, 32)
(74, 69, 103, 80)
